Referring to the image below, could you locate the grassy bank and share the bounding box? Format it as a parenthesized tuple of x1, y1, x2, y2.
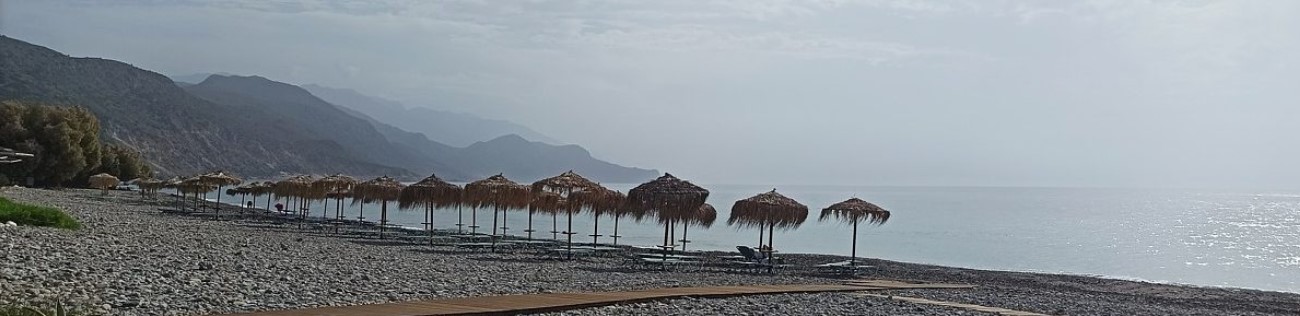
(0, 196, 80, 229)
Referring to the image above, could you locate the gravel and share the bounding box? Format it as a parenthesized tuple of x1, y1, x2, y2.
(2, 187, 1298, 316)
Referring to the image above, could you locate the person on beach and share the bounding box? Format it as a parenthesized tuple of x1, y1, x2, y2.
(275, 203, 284, 212)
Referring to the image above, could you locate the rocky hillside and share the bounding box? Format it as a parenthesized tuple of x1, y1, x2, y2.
(0, 35, 407, 177)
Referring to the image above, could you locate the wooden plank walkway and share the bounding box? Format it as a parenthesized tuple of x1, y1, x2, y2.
(858, 293, 1050, 316)
(221, 280, 973, 316)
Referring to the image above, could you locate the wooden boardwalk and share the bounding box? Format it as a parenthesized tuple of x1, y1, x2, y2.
(221, 280, 973, 316)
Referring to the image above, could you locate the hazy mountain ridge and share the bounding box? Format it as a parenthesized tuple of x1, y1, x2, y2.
(0, 35, 408, 177)
(300, 84, 563, 147)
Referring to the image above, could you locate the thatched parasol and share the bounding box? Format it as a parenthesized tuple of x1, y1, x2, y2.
(275, 175, 317, 229)
(179, 176, 217, 211)
(532, 170, 602, 241)
(624, 173, 709, 255)
(569, 186, 624, 246)
(533, 170, 608, 256)
(677, 203, 717, 251)
(728, 189, 808, 271)
(526, 191, 565, 240)
(314, 174, 357, 233)
(352, 176, 405, 237)
(199, 171, 243, 219)
(820, 197, 891, 266)
(248, 181, 275, 212)
(131, 177, 165, 198)
(89, 173, 119, 195)
(226, 184, 255, 213)
(465, 174, 530, 248)
(398, 174, 462, 243)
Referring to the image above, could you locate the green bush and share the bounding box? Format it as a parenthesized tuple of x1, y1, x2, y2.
(0, 197, 80, 229)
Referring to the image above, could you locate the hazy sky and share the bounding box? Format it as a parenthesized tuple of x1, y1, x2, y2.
(3, 0, 1298, 188)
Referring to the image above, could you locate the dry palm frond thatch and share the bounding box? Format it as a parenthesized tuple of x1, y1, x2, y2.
(89, 173, 119, 194)
(624, 173, 710, 223)
(398, 174, 462, 210)
(727, 189, 809, 230)
(352, 176, 404, 204)
(465, 174, 531, 209)
(531, 170, 600, 194)
(820, 197, 892, 265)
(820, 197, 890, 225)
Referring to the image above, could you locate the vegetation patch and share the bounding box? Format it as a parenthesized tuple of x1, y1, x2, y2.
(0, 196, 80, 229)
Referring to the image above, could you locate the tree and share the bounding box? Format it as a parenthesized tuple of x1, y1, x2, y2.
(0, 100, 150, 187)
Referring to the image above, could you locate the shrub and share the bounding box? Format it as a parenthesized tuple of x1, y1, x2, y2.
(0, 197, 80, 229)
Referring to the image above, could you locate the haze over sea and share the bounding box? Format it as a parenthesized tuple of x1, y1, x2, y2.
(212, 184, 1300, 294)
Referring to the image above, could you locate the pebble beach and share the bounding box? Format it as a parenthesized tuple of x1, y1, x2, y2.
(3, 187, 1299, 316)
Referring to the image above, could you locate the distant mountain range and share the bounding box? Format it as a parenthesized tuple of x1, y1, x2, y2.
(300, 84, 563, 147)
(0, 35, 658, 182)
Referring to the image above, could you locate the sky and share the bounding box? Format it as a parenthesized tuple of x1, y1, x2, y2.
(2, 0, 1298, 188)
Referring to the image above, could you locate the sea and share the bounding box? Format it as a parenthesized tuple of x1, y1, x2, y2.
(194, 184, 1300, 293)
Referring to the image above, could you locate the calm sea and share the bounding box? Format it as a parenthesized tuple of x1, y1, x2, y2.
(202, 184, 1300, 293)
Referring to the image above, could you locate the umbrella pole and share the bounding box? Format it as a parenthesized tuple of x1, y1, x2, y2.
(334, 197, 343, 234)
(358, 200, 365, 227)
(591, 213, 599, 246)
(612, 214, 621, 246)
(471, 206, 479, 235)
(566, 209, 575, 258)
(767, 224, 776, 273)
(500, 206, 509, 242)
(681, 224, 689, 252)
(457, 206, 464, 234)
(492, 206, 500, 252)
(379, 200, 388, 239)
(551, 213, 558, 240)
(851, 219, 859, 266)
(526, 208, 535, 240)
(758, 223, 765, 249)
(214, 186, 223, 220)
(427, 204, 435, 247)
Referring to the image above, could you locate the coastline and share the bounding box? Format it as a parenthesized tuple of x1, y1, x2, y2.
(2, 187, 1297, 315)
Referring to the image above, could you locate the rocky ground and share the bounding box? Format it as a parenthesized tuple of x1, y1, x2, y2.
(3, 187, 1299, 316)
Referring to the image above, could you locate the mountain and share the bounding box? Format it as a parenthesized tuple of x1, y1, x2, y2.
(0, 36, 657, 182)
(457, 135, 658, 182)
(183, 75, 465, 179)
(191, 75, 658, 182)
(301, 84, 563, 146)
(0, 35, 408, 177)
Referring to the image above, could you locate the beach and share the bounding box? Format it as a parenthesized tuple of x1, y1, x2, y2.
(2, 187, 1298, 316)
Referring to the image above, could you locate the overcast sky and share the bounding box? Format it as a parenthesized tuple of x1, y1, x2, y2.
(3, 0, 1298, 188)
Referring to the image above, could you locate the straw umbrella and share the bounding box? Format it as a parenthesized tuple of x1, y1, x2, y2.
(314, 174, 357, 232)
(527, 191, 565, 240)
(625, 173, 710, 257)
(465, 174, 531, 249)
(131, 177, 165, 198)
(569, 186, 624, 246)
(677, 203, 717, 251)
(821, 197, 891, 266)
(398, 174, 462, 244)
(532, 171, 603, 256)
(162, 177, 185, 210)
(352, 176, 404, 235)
(88, 173, 119, 195)
(200, 171, 243, 219)
(225, 185, 252, 214)
(274, 175, 316, 229)
(728, 189, 808, 271)
(249, 181, 274, 212)
(180, 176, 214, 211)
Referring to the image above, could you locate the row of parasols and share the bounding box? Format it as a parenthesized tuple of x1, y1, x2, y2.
(120, 171, 891, 263)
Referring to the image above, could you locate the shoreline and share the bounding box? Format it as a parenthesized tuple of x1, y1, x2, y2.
(2, 187, 1298, 315)
(187, 190, 1295, 295)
